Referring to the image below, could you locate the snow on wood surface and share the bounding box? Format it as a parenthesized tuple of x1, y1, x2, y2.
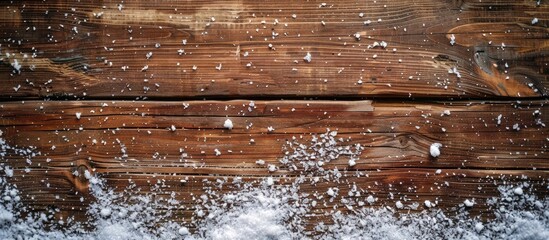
(1, 100, 548, 231)
(1, 0, 548, 238)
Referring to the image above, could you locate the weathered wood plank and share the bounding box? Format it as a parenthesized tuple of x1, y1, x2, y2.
(1, 100, 548, 224)
(1, 0, 547, 99)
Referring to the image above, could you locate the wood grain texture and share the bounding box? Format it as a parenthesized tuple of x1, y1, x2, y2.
(0, 0, 547, 100)
(1, 100, 548, 223)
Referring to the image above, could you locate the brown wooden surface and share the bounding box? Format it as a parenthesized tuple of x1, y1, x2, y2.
(0, 0, 547, 100)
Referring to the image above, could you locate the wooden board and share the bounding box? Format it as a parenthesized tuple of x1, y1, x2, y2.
(0, 0, 547, 100)
(1, 100, 548, 224)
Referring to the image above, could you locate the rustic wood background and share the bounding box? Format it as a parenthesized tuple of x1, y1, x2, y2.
(0, 0, 548, 230)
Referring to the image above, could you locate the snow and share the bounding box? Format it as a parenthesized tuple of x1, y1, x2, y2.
(255, 159, 265, 165)
(3, 167, 13, 177)
(464, 199, 474, 207)
(11, 59, 21, 73)
(514, 187, 524, 195)
(100, 208, 112, 217)
(303, 52, 312, 63)
(348, 159, 356, 167)
(178, 227, 189, 235)
(430, 143, 442, 157)
(223, 119, 233, 129)
(475, 222, 484, 232)
(75, 112, 82, 120)
(327, 187, 336, 197)
(366, 195, 376, 204)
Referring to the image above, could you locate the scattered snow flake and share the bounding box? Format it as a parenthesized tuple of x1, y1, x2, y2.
(430, 143, 442, 158)
(303, 52, 312, 63)
(441, 110, 451, 116)
(512, 123, 520, 131)
(366, 195, 375, 204)
(354, 32, 361, 41)
(267, 164, 277, 172)
(76, 112, 82, 120)
(255, 159, 265, 165)
(267, 126, 275, 132)
(214, 149, 221, 156)
(424, 200, 433, 208)
(327, 187, 337, 197)
(348, 159, 356, 167)
(464, 199, 474, 207)
(11, 59, 21, 73)
(223, 119, 233, 129)
(380, 41, 387, 48)
(532, 18, 539, 25)
(450, 34, 456, 46)
(435, 169, 442, 174)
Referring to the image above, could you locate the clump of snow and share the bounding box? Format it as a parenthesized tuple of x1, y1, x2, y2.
(430, 143, 442, 157)
(255, 159, 265, 165)
(223, 119, 233, 129)
(178, 227, 189, 235)
(303, 52, 312, 63)
(75, 112, 82, 120)
(3, 167, 13, 178)
(464, 199, 475, 207)
(514, 187, 523, 195)
(11, 59, 22, 73)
